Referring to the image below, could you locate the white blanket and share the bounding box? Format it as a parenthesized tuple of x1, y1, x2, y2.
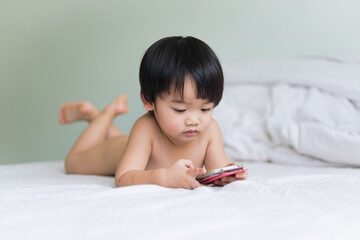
(214, 56, 360, 167)
(1, 161, 360, 240)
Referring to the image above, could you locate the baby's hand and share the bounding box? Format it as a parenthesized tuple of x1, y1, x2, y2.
(166, 159, 206, 189)
(213, 162, 248, 187)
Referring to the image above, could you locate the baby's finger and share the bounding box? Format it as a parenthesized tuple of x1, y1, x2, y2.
(189, 179, 202, 189)
(213, 180, 225, 186)
(221, 171, 248, 183)
(187, 168, 206, 178)
(235, 170, 248, 179)
(180, 159, 194, 168)
(227, 162, 238, 166)
(221, 176, 235, 183)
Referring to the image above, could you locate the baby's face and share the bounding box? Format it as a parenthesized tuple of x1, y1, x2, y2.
(153, 77, 214, 144)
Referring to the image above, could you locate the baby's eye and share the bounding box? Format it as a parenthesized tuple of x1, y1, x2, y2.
(201, 107, 212, 112)
(173, 108, 186, 113)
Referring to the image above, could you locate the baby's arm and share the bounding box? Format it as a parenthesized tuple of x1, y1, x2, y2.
(115, 116, 165, 187)
(115, 116, 204, 189)
(204, 119, 231, 170)
(204, 119, 247, 186)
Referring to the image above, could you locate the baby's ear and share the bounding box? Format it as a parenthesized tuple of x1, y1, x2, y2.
(141, 93, 154, 111)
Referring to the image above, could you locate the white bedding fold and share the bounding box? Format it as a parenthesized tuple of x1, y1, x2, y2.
(215, 57, 360, 166)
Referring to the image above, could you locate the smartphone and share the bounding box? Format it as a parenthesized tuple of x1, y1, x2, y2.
(196, 163, 246, 185)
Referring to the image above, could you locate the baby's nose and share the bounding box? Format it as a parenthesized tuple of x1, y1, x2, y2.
(185, 118, 199, 126)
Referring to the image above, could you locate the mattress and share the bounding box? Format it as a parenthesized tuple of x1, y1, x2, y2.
(1, 160, 360, 240)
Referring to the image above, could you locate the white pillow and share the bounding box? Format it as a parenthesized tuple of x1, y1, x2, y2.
(223, 55, 360, 102)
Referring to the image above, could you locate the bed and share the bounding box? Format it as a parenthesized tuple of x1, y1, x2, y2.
(1, 160, 360, 240)
(1, 56, 360, 240)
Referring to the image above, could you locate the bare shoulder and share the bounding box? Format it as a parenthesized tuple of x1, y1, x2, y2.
(203, 118, 229, 170)
(206, 118, 222, 137)
(132, 112, 156, 129)
(130, 112, 158, 138)
(199, 118, 222, 148)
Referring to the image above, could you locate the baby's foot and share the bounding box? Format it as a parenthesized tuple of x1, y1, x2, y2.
(104, 95, 130, 118)
(59, 102, 99, 124)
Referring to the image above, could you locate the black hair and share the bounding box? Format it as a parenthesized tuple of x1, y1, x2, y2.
(139, 36, 223, 106)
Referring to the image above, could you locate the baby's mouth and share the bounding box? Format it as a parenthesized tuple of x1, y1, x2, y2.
(184, 130, 199, 136)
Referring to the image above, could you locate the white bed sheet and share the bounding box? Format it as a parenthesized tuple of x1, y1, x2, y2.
(1, 160, 360, 240)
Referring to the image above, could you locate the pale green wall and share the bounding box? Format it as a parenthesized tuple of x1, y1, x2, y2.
(1, 0, 360, 164)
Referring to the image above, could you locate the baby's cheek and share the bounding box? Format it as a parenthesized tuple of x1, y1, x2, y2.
(164, 121, 182, 135)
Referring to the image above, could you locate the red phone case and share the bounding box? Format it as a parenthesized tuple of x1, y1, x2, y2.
(198, 168, 246, 185)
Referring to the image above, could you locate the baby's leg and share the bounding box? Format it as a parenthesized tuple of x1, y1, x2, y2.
(59, 101, 127, 139)
(64, 95, 129, 175)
